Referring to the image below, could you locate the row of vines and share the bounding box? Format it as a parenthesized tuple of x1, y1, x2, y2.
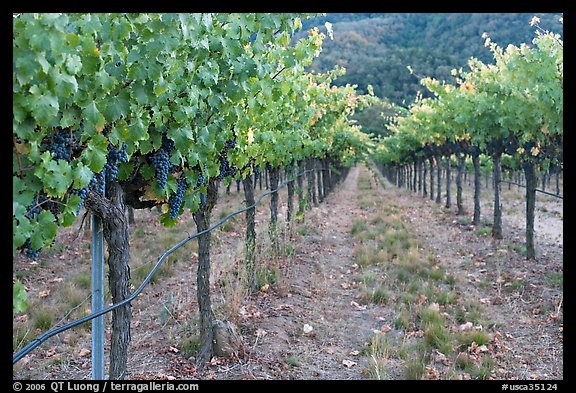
(372, 17, 563, 260)
(13, 13, 377, 378)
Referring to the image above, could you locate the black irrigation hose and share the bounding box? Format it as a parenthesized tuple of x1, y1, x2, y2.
(13, 168, 320, 364)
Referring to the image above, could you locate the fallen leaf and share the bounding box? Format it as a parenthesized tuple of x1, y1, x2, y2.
(38, 290, 50, 298)
(272, 304, 293, 311)
(342, 359, 357, 368)
(260, 283, 270, 292)
(380, 324, 392, 333)
(459, 322, 474, 331)
(340, 282, 351, 289)
(428, 302, 440, 311)
(349, 350, 360, 356)
(168, 346, 179, 353)
(256, 328, 268, 338)
(350, 301, 367, 311)
(45, 347, 57, 357)
(49, 277, 63, 283)
(425, 365, 440, 379)
(416, 294, 427, 305)
(433, 349, 450, 365)
(76, 348, 91, 357)
(15, 314, 28, 323)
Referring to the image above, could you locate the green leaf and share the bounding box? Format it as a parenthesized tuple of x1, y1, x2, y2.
(13, 280, 28, 315)
(65, 53, 83, 75)
(73, 162, 94, 188)
(140, 164, 155, 180)
(60, 106, 82, 128)
(153, 74, 168, 96)
(36, 158, 74, 197)
(117, 162, 134, 181)
(51, 68, 78, 98)
(168, 126, 194, 152)
(13, 176, 35, 209)
(13, 208, 33, 253)
(159, 212, 178, 227)
(197, 126, 215, 151)
(280, 81, 291, 95)
(29, 210, 58, 250)
(104, 92, 130, 122)
(82, 102, 106, 132)
(81, 134, 108, 172)
(36, 51, 51, 74)
(131, 82, 152, 106)
(28, 86, 59, 125)
(94, 69, 117, 93)
(128, 119, 149, 142)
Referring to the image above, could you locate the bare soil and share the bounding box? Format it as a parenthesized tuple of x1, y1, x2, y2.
(13, 164, 562, 380)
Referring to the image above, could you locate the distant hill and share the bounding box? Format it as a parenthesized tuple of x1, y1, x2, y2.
(300, 13, 563, 107)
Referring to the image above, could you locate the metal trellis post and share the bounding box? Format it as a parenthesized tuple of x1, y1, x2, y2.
(92, 214, 105, 380)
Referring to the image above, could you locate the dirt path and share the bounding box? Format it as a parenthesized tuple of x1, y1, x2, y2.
(215, 165, 386, 379)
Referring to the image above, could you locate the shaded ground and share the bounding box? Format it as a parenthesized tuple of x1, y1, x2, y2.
(13, 164, 562, 380)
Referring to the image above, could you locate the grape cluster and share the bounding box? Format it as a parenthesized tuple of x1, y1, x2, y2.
(197, 171, 205, 187)
(89, 171, 106, 195)
(26, 194, 45, 221)
(45, 127, 76, 161)
(71, 186, 88, 214)
(224, 138, 236, 151)
(23, 239, 41, 259)
(150, 149, 172, 189)
(23, 194, 45, 259)
(168, 176, 189, 219)
(218, 138, 237, 180)
(149, 136, 176, 190)
(218, 157, 235, 180)
(104, 143, 129, 182)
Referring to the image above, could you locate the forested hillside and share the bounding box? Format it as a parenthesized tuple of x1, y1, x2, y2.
(301, 13, 563, 112)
